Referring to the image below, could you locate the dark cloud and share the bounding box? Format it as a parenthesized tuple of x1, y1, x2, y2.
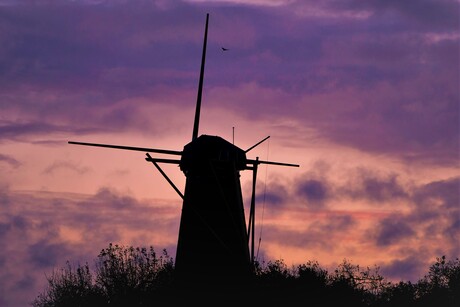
(43, 160, 90, 175)
(360, 176, 407, 202)
(262, 213, 356, 252)
(255, 181, 288, 207)
(342, 168, 409, 203)
(0, 2, 206, 143)
(394, 177, 460, 239)
(362, 177, 459, 257)
(310, 214, 356, 234)
(0, 122, 61, 139)
(295, 165, 410, 206)
(28, 240, 71, 269)
(0, 222, 11, 240)
(0, 120, 99, 142)
(14, 274, 36, 292)
(256, 191, 283, 206)
(292, 169, 456, 254)
(341, 0, 459, 30)
(409, 177, 460, 252)
(0, 1, 457, 166)
(380, 255, 426, 282)
(284, 3, 458, 166)
(0, 187, 181, 306)
(0, 1, 203, 92)
(10, 215, 28, 230)
(413, 176, 460, 210)
(0, 196, 66, 306)
(298, 179, 329, 206)
(444, 217, 460, 256)
(263, 225, 332, 251)
(295, 162, 332, 208)
(90, 187, 139, 209)
(375, 216, 415, 246)
(0, 154, 21, 168)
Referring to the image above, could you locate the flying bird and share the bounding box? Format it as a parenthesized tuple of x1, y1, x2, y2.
(221, 47, 229, 51)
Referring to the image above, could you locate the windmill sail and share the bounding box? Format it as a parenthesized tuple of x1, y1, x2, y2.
(192, 13, 209, 141)
(67, 141, 182, 155)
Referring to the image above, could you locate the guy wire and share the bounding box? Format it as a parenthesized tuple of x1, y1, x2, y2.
(256, 138, 270, 261)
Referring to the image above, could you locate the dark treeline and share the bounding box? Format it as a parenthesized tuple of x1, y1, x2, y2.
(33, 243, 459, 307)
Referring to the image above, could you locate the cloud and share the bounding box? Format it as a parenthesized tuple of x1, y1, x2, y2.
(0, 187, 181, 306)
(0, 1, 203, 91)
(413, 176, 459, 210)
(0, 0, 457, 167)
(374, 216, 416, 246)
(345, 0, 459, 30)
(363, 177, 459, 262)
(28, 240, 72, 269)
(410, 177, 460, 254)
(381, 255, 426, 282)
(262, 225, 332, 251)
(444, 217, 460, 256)
(342, 168, 409, 203)
(260, 212, 357, 254)
(14, 273, 36, 292)
(294, 161, 332, 208)
(294, 164, 410, 207)
(89, 187, 139, 209)
(43, 160, 90, 175)
(0, 120, 99, 142)
(298, 179, 330, 206)
(317, 214, 356, 232)
(255, 181, 288, 207)
(0, 154, 20, 168)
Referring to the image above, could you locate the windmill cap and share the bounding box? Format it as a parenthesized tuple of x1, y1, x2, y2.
(180, 135, 247, 172)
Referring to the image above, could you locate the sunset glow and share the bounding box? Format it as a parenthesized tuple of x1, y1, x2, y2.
(0, 1, 459, 306)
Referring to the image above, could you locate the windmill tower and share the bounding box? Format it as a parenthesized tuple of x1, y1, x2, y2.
(69, 13, 298, 286)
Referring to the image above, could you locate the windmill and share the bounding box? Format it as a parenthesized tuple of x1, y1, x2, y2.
(68, 13, 299, 285)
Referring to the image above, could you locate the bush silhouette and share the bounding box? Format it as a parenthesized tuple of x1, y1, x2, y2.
(33, 243, 174, 307)
(32, 244, 459, 306)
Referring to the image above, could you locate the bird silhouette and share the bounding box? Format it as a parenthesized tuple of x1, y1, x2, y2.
(221, 47, 229, 51)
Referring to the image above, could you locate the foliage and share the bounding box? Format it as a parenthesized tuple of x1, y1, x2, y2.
(33, 246, 460, 307)
(32, 262, 103, 307)
(95, 243, 174, 305)
(32, 243, 174, 307)
(413, 256, 460, 307)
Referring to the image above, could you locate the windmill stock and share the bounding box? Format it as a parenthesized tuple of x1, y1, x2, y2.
(68, 13, 299, 284)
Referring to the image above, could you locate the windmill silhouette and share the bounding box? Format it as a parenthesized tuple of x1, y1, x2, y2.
(68, 13, 298, 285)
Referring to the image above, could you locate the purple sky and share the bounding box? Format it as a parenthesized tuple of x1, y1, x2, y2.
(0, 1, 459, 306)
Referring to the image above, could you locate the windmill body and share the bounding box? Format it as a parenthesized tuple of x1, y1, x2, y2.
(68, 13, 298, 287)
(176, 135, 251, 282)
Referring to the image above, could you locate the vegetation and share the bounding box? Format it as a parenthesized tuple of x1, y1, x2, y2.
(33, 244, 459, 306)
(33, 244, 174, 307)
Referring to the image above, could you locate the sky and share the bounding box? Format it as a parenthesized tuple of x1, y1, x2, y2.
(0, 0, 459, 305)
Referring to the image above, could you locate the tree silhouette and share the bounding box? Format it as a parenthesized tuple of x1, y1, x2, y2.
(33, 244, 174, 307)
(32, 244, 460, 307)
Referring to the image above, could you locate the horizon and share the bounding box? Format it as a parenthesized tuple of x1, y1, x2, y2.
(0, 1, 459, 306)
